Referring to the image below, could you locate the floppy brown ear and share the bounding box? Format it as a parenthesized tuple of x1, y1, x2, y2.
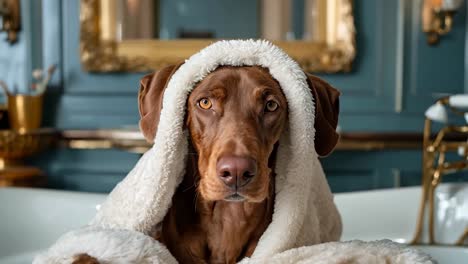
(138, 63, 183, 143)
(306, 74, 341, 157)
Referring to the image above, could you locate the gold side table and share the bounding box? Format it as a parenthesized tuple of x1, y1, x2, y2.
(0, 128, 57, 187)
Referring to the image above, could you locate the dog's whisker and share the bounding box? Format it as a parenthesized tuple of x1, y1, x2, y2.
(182, 177, 200, 192)
(182, 185, 194, 192)
(193, 190, 200, 212)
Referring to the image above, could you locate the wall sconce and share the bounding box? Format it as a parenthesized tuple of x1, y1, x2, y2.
(0, 0, 21, 44)
(422, 0, 464, 45)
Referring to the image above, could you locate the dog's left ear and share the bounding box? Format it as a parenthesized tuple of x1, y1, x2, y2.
(138, 63, 183, 143)
(306, 74, 341, 157)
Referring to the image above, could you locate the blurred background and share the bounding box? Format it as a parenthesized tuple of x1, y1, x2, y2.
(0, 0, 466, 193)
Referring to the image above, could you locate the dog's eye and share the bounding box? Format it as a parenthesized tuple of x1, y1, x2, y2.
(198, 98, 212, 109)
(265, 100, 278, 112)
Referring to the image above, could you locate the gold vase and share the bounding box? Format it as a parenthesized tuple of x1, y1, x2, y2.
(7, 94, 43, 132)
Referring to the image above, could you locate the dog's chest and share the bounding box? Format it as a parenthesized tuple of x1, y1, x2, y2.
(202, 202, 269, 263)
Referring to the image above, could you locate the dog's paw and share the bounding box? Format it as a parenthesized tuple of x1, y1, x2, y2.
(71, 253, 100, 264)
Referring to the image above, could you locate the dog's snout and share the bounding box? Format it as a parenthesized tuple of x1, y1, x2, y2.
(217, 156, 257, 189)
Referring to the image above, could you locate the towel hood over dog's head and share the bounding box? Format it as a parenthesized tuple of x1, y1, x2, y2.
(92, 40, 342, 256)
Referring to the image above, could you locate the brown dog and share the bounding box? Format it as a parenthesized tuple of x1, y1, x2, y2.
(73, 65, 339, 264)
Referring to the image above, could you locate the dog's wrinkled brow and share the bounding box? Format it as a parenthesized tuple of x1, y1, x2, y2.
(206, 86, 226, 99)
(257, 87, 282, 97)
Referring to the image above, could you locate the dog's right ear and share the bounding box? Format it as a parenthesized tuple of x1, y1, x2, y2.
(306, 74, 341, 157)
(138, 63, 183, 143)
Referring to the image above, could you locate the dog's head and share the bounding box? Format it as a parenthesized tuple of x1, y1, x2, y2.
(138, 65, 340, 203)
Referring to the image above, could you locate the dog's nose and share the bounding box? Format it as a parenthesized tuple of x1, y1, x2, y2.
(217, 156, 257, 189)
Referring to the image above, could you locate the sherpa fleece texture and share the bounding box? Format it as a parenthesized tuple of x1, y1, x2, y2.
(34, 40, 434, 264)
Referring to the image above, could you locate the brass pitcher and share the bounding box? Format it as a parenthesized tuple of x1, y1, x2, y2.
(0, 81, 43, 132)
(7, 94, 43, 132)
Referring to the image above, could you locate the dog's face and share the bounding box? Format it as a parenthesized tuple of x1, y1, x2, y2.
(138, 63, 340, 203)
(186, 66, 287, 202)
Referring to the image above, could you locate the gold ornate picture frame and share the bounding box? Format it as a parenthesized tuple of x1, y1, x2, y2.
(80, 0, 356, 73)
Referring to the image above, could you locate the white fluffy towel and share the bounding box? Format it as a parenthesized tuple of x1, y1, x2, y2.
(34, 40, 434, 264)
